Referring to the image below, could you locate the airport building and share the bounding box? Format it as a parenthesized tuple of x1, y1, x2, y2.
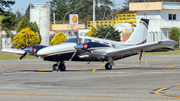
(129, 2, 180, 42)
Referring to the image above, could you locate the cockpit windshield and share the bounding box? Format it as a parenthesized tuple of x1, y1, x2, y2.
(63, 38, 82, 44)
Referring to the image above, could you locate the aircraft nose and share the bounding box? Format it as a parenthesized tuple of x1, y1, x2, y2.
(37, 49, 45, 56)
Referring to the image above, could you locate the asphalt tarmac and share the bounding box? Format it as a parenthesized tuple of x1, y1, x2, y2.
(0, 55, 180, 101)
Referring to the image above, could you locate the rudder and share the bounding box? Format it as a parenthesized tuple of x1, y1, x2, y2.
(125, 18, 149, 45)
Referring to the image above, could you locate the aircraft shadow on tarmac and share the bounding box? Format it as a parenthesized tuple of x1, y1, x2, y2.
(16, 66, 179, 73)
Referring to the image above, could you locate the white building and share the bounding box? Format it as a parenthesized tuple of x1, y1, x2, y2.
(30, 3, 51, 46)
(130, 2, 180, 42)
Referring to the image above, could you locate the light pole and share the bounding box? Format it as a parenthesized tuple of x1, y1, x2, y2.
(63, 9, 74, 24)
(172, 6, 179, 27)
(93, 0, 95, 27)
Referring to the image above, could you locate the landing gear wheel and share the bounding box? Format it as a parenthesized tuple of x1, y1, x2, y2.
(52, 64, 59, 71)
(105, 63, 112, 70)
(59, 64, 66, 71)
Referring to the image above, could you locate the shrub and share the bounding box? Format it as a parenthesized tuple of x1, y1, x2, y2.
(13, 28, 40, 49)
(16, 16, 41, 43)
(50, 32, 67, 46)
(169, 27, 179, 48)
(85, 27, 98, 37)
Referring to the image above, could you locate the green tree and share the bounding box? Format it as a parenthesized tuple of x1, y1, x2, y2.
(16, 16, 31, 33)
(50, 0, 68, 21)
(50, 32, 67, 45)
(16, 16, 41, 43)
(16, 10, 22, 21)
(13, 28, 40, 49)
(97, 25, 120, 41)
(169, 27, 179, 49)
(3, 11, 18, 30)
(0, 0, 15, 16)
(30, 21, 41, 42)
(49, 0, 114, 24)
(0, 0, 15, 50)
(85, 25, 120, 41)
(25, 4, 30, 20)
(0, 16, 6, 50)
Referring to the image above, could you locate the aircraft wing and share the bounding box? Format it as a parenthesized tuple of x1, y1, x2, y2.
(106, 40, 178, 57)
(1, 48, 25, 55)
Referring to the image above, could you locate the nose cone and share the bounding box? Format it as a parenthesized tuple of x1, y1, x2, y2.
(23, 47, 32, 52)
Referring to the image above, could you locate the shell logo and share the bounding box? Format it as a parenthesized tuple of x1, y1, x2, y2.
(72, 16, 78, 23)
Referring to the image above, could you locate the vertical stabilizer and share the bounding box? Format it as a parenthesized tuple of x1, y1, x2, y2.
(125, 18, 149, 45)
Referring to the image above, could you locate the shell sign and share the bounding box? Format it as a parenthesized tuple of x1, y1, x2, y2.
(72, 16, 78, 23)
(69, 14, 78, 24)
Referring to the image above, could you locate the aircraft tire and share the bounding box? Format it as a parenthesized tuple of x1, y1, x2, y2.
(105, 63, 112, 70)
(59, 64, 66, 71)
(52, 64, 59, 71)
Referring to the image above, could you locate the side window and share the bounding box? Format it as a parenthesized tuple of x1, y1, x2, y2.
(104, 42, 109, 45)
(95, 40, 99, 43)
(84, 39, 91, 43)
(112, 44, 116, 48)
(79, 38, 82, 43)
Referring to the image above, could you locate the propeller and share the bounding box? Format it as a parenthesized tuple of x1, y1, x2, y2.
(75, 29, 79, 45)
(19, 52, 27, 61)
(69, 49, 77, 61)
(27, 32, 29, 46)
(18, 32, 40, 60)
(69, 29, 93, 61)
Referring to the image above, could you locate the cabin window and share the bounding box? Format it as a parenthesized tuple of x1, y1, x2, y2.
(112, 44, 116, 48)
(63, 38, 82, 43)
(84, 39, 91, 43)
(104, 42, 109, 45)
(169, 14, 176, 20)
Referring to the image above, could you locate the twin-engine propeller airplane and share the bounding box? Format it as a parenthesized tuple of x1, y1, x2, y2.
(1, 18, 178, 71)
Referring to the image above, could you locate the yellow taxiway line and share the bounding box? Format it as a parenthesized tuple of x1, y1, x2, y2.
(156, 88, 167, 92)
(0, 93, 180, 100)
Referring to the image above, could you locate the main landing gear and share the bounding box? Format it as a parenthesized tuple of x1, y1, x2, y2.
(105, 63, 112, 70)
(52, 60, 66, 71)
(104, 57, 114, 70)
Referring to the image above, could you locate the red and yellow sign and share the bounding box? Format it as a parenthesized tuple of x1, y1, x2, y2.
(72, 16, 78, 23)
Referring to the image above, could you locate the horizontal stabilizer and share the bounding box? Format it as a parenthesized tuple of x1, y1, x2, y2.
(106, 40, 178, 57)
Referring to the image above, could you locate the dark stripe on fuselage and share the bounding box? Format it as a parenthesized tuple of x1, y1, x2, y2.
(43, 51, 138, 62)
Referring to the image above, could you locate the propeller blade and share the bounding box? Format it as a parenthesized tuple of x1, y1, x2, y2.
(30, 51, 40, 58)
(27, 32, 29, 46)
(19, 52, 27, 60)
(69, 50, 77, 61)
(75, 29, 79, 44)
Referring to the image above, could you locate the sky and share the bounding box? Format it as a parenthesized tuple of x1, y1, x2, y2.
(9, 0, 125, 14)
(10, 0, 50, 14)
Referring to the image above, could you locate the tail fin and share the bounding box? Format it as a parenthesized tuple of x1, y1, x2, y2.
(125, 18, 149, 45)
